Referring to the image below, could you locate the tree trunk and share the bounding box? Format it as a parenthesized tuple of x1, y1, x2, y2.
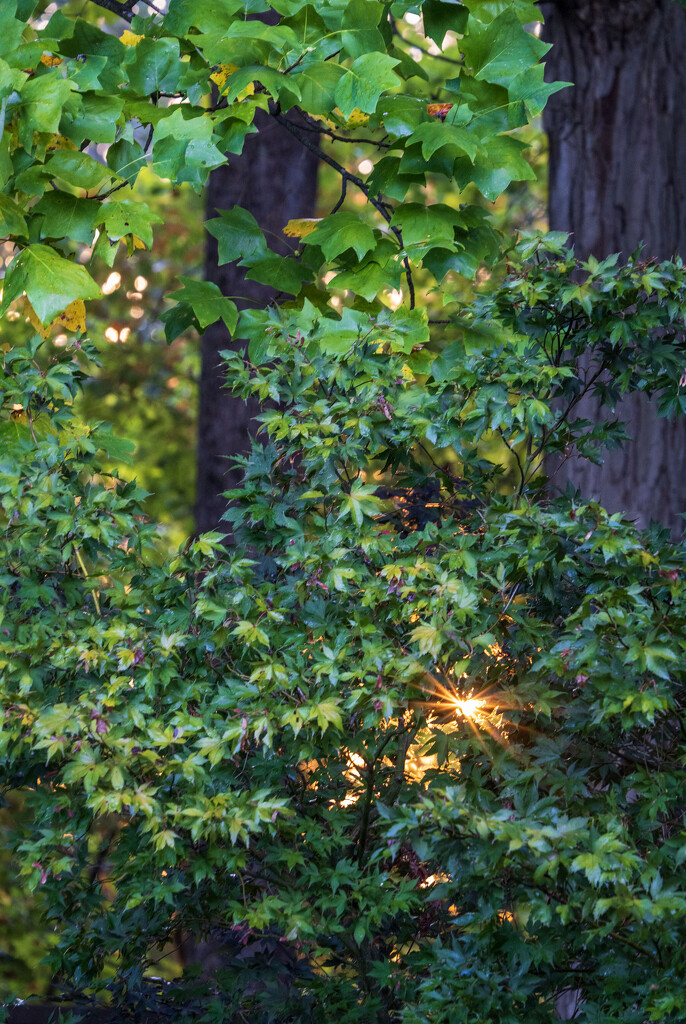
(195, 113, 319, 534)
(541, 0, 686, 533)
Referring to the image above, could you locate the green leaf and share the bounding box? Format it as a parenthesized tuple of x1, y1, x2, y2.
(410, 623, 441, 656)
(245, 257, 312, 296)
(165, 277, 238, 334)
(122, 37, 181, 95)
(19, 74, 76, 135)
(390, 202, 464, 249)
(0, 57, 16, 102)
(45, 150, 110, 191)
(462, 10, 549, 87)
(106, 138, 147, 186)
(305, 212, 377, 261)
(508, 64, 570, 119)
(331, 238, 401, 301)
(409, 121, 479, 162)
(338, 481, 382, 525)
(152, 108, 226, 190)
(455, 135, 535, 201)
(423, 247, 475, 282)
(33, 193, 99, 245)
(292, 61, 345, 116)
(0, 2, 30, 59)
(65, 94, 125, 146)
(206, 206, 270, 266)
(375, 306, 430, 351)
(310, 699, 344, 733)
(0, 244, 101, 324)
(91, 424, 136, 465)
(341, 0, 385, 58)
(378, 95, 429, 138)
(0, 194, 27, 237)
(223, 66, 300, 106)
(99, 200, 162, 248)
(422, 0, 469, 47)
(164, 0, 245, 35)
(334, 53, 400, 119)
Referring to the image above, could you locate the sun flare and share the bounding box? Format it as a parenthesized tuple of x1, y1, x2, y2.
(453, 697, 486, 719)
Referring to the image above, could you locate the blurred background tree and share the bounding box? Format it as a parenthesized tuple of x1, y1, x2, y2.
(542, 0, 686, 532)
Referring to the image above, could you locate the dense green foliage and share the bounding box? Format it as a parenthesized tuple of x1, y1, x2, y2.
(3, 1, 686, 1021)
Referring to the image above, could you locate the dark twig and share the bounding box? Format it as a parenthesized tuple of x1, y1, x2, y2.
(87, 0, 135, 20)
(331, 177, 348, 215)
(295, 115, 392, 149)
(88, 0, 164, 19)
(274, 111, 416, 309)
(391, 20, 465, 67)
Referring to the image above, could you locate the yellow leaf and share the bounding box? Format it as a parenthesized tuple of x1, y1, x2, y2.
(10, 404, 26, 423)
(54, 300, 87, 334)
(40, 53, 63, 67)
(24, 297, 51, 340)
(121, 30, 144, 46)
(333, 106, 369, 127)
(400, 363, 414, 382)
(410, 623, 441, 656)
(283, 218, 321, 239)
(132, 235, 146, 250)
(45, 134, 77, 152)
(24, 297, 86, 337)
(310, 114, 338, 130)
(210, 62, 239, 89)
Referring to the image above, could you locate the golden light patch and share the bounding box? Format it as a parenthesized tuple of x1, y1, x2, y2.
(453, 697, 486, 720)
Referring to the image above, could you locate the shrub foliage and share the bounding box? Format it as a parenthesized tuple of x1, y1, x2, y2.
(2, 2, 686, 1022)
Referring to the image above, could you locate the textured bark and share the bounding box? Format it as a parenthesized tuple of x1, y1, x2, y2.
(195, 113, 319, 534)
(541, 0, 686, 533)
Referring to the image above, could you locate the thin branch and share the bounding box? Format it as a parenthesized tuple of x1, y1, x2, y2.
(497, 426, 526, 496)
(330, 176, 347, 216)
(295, 115, 392, 149)
(274, 110, 416, 309)
(87, 0, 135, 21)
(391, 21, 465, 67)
